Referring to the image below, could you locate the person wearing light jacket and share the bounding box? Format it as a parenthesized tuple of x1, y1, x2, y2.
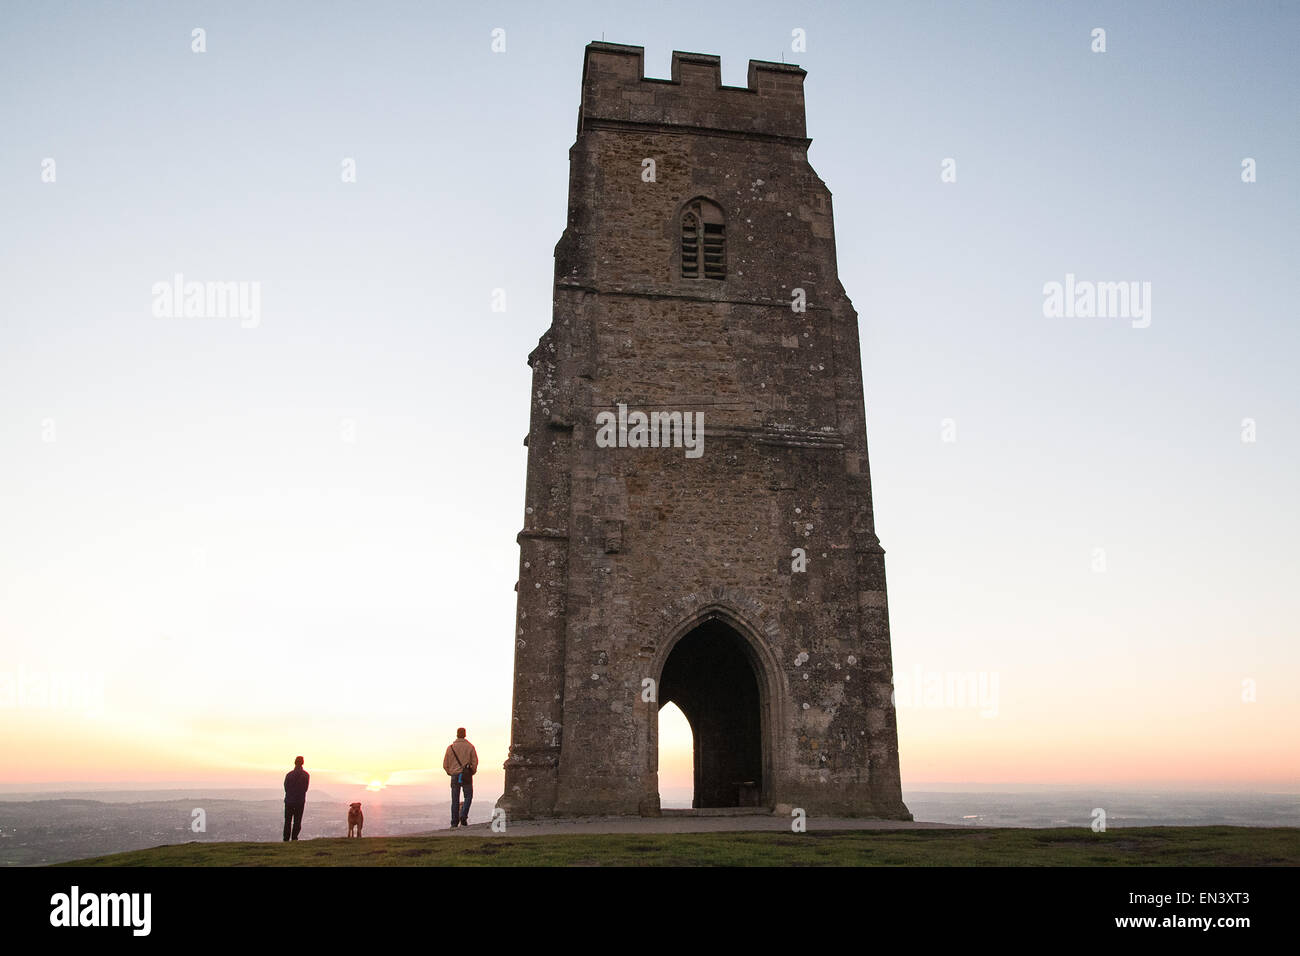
(442, 729, 479, 828)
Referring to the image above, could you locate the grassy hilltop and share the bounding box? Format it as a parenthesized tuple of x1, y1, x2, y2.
(59, 826, 1300, 867)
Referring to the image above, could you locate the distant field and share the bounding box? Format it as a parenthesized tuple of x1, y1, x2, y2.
(60, 826, 1300, 867)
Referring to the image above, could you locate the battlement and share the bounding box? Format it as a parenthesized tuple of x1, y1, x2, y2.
(579, 42, 807, 141)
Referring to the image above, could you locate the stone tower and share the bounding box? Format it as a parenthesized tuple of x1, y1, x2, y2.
(498, 42, 910, 820)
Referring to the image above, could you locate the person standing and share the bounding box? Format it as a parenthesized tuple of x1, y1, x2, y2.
(283, 755, 310, 841)
(442, 728, 478, 828)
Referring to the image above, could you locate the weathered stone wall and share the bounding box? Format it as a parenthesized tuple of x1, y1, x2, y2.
(499, 42, 909, 820)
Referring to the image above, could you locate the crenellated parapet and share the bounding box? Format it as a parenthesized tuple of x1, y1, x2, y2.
(579, 42, 808, 141)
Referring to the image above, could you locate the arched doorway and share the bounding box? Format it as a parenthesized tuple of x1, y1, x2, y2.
(658, 617, 766, 808)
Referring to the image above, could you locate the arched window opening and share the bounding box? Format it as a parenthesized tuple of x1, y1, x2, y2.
(681, 199, 725, 280)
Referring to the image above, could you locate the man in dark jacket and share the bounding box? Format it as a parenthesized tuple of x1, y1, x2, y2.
(283, 756, 309, 841)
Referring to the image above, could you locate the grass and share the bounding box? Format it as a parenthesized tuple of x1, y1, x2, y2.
(57, 825, 1300, 867)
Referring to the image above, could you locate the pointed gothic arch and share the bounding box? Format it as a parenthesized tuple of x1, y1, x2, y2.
(680, 197, 726, 280)
(645, 602, 786, 811)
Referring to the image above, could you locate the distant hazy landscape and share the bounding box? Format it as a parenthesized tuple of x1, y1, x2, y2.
(3, 788, 1296, 866)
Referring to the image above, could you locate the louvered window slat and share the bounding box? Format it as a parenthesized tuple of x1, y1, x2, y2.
(681, 201, 725, 280)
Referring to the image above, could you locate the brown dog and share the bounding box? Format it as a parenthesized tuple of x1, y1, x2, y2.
(347, 802, 363, 838)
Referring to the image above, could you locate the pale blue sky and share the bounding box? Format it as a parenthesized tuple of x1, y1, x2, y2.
(1, 1, 1296, 792)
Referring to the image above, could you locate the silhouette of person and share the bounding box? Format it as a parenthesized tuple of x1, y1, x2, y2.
(283, 755, 310, 841)
(443, 729, 478, 828)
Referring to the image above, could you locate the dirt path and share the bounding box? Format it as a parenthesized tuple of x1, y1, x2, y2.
(427, 814, 963, 837)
